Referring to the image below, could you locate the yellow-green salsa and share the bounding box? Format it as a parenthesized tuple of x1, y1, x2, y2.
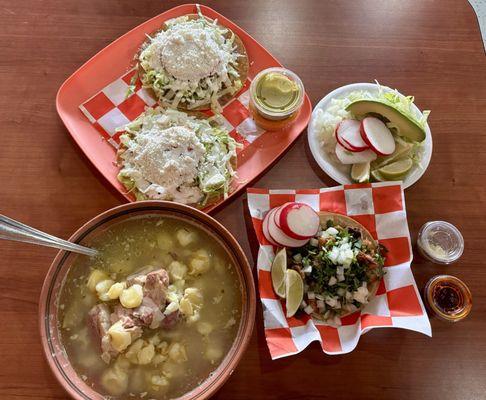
(254, 72, 301, 112)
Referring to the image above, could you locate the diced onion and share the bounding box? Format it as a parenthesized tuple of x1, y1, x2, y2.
(320, 231, 330, 239)
(304, 305, 314, 314)
(302, 265, 313, 274)
(326, 227, 339, 236)
(325, 296, 337, 307)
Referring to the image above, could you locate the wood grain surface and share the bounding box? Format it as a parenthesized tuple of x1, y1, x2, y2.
(1, 1, 485, 399)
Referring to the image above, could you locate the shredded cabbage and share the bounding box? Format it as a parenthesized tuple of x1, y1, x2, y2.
(136, 7, 243, 112)
(116, 107, 240, 206)
(374, 80, 430, 130)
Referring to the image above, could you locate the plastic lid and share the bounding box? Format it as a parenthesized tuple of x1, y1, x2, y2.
(417, 221, 464, 264)
(424, 275, 472, 322)
(249, 67, 304, 120)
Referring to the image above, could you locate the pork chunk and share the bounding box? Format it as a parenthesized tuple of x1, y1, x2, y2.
(87, 304, 116, 363)
(132, 297, 165, 329)
(105, 267, 174, 336)
(143, 269, 169, 306)
(117, 316, 143, 342)
(87, 304, 111, 342)
(110, 304, 132, 325)
(126, 265, 158, 287)
(161, 310, 180, 330)
(111, 268, 170, 330)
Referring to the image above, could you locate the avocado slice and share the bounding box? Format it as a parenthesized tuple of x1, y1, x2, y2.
(346, 100, 426, 142)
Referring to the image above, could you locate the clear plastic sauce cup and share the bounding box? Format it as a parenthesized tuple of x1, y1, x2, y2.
(417, 221, 464, 264)
(249, 67, 304, 131)
(424, 275, 472, 322)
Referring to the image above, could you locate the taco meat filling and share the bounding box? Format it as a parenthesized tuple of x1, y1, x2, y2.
(288, 219, 386, 325)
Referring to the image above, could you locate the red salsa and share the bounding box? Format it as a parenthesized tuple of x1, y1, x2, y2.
(433, 283, 463, 313)
(424, 275, 472, 322)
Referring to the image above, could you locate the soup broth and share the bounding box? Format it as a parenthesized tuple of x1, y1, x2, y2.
(58, 215, 242, 399)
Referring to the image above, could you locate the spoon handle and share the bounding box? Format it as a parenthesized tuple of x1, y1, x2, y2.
(0, 215, 98, 257)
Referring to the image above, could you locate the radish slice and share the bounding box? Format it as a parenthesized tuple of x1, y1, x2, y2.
(262, 210, 278, 246)
(274, 206, 308, 240)
(360, 117, 396, 156)
(267, 208, 309, 248)
(278, 203, 319, 240)
(335, 142, 377, 165)
(334, 122, 356, 152)
(335, 119, 368, 152)
(274, 202, 293, 229)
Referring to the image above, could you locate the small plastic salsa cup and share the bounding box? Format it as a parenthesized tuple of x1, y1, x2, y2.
(417, 221, 464, 264)
(424, 275, 472, 322)
(249, 67, 304, 131)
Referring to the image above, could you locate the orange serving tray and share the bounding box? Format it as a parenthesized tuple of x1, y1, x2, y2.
(56, 4, 311, 212)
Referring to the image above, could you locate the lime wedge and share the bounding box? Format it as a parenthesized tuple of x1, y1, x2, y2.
(378, 158, 413, 180)
(351, 162, 370, 183)
(372, 138, 413, 169)
(285, 269, 304, 318)
(371, 169, 386, 182)
(271, 248, 287, 298)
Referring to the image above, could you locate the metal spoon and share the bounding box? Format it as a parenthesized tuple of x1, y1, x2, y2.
(0, 214, 98, 257)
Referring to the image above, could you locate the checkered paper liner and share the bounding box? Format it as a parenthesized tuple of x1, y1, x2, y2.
(247, 182, 431, 359)
(79, 69, 265, 150)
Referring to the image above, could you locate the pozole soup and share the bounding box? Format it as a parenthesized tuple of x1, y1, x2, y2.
(58, 215, 242, 399)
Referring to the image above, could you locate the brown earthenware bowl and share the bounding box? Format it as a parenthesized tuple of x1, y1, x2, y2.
(38, 201, 256, 400)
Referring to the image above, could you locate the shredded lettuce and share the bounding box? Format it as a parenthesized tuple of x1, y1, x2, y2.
(409, 140, 425, 170)
(137, 9, 243, 112)
(116, 107, 240, 206)
(125, 73, 139, 98)
(197, 125, 239, 205)
(374, 80, 430, 129)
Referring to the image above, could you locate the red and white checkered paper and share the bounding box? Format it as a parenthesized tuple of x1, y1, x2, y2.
(79, 69, 264, 150)
(247, 182, 431, 359)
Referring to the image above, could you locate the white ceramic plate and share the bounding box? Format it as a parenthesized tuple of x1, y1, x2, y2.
(308, 83, 432, 189)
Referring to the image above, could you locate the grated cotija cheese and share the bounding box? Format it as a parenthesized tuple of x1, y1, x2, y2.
(138, 10, 243, 111)
(154, 26, 226, 82)
(122, 125, 205, 204)
(117, 108, 240, 206)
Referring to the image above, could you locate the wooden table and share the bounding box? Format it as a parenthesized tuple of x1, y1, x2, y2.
(1, 0, 485, 399)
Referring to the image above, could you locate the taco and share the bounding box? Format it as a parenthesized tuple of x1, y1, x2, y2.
(135, 8, 248, 112)
(287, 212, 386, 325)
